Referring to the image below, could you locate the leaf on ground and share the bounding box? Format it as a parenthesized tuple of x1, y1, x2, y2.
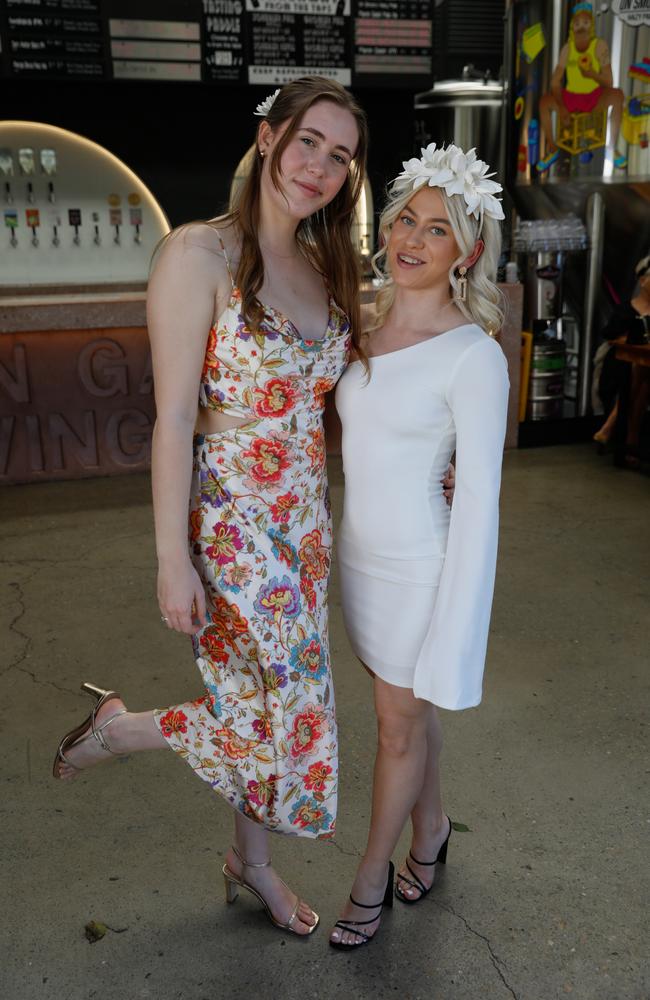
(84, 920, 128, 943)
(84, 920, 108, 943)
(451, 821, 471, 833)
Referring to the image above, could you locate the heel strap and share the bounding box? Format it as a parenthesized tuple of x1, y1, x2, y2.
(349, 892, 384, 911)
(408, 850, 436, 867)
(231, 844, 271, 869)
(91, 708, 127, 755)
(409, 818, 452, 867)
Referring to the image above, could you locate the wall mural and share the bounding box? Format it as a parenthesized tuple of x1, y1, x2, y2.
(511, 0, 650, 183)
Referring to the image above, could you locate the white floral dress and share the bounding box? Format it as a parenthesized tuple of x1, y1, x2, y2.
(154, 263, 350, 839)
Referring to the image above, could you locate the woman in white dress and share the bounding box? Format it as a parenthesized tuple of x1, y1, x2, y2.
(330, 144, 510, 948)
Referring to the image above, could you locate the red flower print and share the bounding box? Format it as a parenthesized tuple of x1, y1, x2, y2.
(211, 595, 249, 649)
(299, 529, 329, 580)
(202, 327, 220, 376)
(205, 521, 244, 566)
(300, 575, 316, 611)
(189, 508, 203, 543)
(198, 626, 229, 664)
(212, 727, 258, 760)
(253, 378, 299, 418)
(270, 491, 300, 524)
(288, 706, 325, 759)
(243, 437, 291, 485)
(312, 377, 334, 408)
(159, 709, 188, 738)
(304, 761, 333, 793)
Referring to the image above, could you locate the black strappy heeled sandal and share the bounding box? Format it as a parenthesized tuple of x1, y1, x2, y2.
(330, 861, 394, 951)
(395, 817, 452, 905)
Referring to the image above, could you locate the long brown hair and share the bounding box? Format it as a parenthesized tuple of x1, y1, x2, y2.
(224, 76, 368, 358)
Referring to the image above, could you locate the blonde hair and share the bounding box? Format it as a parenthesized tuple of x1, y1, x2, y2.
(370, 182, 505, 336)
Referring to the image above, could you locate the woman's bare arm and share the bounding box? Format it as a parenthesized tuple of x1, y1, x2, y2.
(147, 225, 229, 634)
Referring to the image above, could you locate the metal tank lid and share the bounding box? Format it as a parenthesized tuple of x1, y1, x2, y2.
(415, 65, 503, 105)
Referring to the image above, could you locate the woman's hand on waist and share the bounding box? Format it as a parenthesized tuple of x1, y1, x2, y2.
(158, 556, 208, 635)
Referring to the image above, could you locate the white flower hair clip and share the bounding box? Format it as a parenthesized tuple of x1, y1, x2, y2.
(254, 89, 281, 118)
(393, 143, 505, 222)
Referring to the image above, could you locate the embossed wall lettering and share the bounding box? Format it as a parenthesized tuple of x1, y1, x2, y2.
(0, 344, 30, 403)
(0, 327, 156, 483)
(78, 338, 129, 397)
(48, 411, 99, 471)
(106, 408, 152, 466)
(0, 415, 15, 474)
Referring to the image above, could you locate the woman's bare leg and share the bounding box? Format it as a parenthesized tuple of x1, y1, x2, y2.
(56, 699, 167, 778)
(330, 676, 431, 945)
(396, 706, 450, 900)
(57, 700, 318, 934)
(594, 400, 619, 443)
(223, 812, 318, 935)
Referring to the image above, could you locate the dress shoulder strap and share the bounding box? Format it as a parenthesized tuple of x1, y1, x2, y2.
(215, 229, 235, 289)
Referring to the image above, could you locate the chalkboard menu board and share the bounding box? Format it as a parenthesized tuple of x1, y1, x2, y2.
(0, 0, 433, 87)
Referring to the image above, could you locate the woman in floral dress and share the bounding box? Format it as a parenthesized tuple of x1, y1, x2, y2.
(53, 76, 368, 938)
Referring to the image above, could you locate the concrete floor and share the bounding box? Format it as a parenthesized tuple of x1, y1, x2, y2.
(1, 445, 648, 1000)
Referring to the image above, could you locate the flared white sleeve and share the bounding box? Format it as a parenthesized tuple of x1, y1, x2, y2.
(412, 336, 510, 709)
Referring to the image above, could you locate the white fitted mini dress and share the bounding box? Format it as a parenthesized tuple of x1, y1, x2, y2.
(335, 324, 509, 710)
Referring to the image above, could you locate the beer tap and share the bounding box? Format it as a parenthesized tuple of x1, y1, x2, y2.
(130, 207, 142, 245)
(110, 207, 122, 244)
(5, 210, 18, 247)
(27, 208, 40, 247)
(4, 182, 13, 204)
(92, 211, 101, 246)
(48, 182, 56, 204)
(27, 181, 35, 204)
(69, 207, 82, 246)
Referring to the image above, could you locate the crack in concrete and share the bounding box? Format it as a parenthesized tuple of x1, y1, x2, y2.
(13, 664, 82, 698)
(432, 899, 519, 1000)
(327, 838, 361, 859)
(5, 578, 33, 671)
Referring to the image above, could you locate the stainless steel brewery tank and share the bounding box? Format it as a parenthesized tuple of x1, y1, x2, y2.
(414, 69, 505, 179)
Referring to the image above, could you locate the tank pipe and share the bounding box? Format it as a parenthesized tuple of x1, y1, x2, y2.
(580, 192, 605, 416)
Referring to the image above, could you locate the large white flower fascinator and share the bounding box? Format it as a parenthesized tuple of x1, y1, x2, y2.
(393, 143, 505, 222)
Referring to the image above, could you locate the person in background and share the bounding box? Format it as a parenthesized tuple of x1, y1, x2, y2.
(330, 143, 509, 949)
(594, 254, 650, 467)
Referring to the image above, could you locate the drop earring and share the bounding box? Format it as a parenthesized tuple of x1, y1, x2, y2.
(456, 266, 468, 302)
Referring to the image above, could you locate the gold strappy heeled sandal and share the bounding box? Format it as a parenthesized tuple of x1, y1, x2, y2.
(222, 845, 319, 936)
(52, 683, 127, 779)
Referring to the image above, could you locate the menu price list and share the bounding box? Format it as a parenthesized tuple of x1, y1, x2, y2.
(2, 0, 106, 77)
(246, 0, 351, 86)
(202, 0, 245, 83)
(1, 0, 433, 85)
(248, 5, 350, 85)
(354, 0, 432, 87)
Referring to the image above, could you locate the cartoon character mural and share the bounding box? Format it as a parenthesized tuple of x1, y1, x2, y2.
(536, 2, 627, 172)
